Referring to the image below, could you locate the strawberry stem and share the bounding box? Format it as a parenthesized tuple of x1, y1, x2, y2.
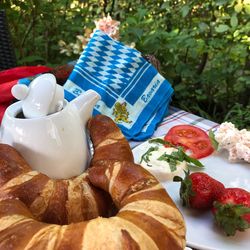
(213, 202, 250, 236)
(174, 170, 195, 207)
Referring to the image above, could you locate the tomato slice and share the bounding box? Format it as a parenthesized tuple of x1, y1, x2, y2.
(165, 125, 208, 140)
(185, 138, 214, 159)
(164, 125, 214, 159)
(164, 134, 189, 149)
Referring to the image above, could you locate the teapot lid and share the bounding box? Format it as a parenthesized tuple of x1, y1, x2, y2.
(11, 73, 64, 118)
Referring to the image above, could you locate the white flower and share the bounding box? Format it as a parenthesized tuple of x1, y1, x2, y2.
(93, 14, 120, 40)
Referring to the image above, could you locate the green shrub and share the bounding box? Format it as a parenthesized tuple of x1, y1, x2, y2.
(2, 0, 250, 128)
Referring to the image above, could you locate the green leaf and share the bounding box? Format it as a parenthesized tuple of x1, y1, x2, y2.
(209, 130, 219, 150)
(126, 17, 137, 25)
(149, 138, 204, 168)
(173, 176, 183, 182)
(199, 22, 209, 32)
(215, 24, 229, 33)
(161, 2, 170, 10)
(245, 4, 250, 14)
(169, 159, 177, 172)
(140, 146, 158, 164)
(230, 14, 238, 28)
(181, 5, 190, 17)
(213, 202, 250, 236)
(214, 0, 228, 5)
(175, 170, 195, 207)
(149, 138, 174, 147)
(137, 8, 148, 20)
(157, 152, 178, 172)
(233, 30, 240, 37)
(184, 154, 205, 168)
(234, 3, 243, 13)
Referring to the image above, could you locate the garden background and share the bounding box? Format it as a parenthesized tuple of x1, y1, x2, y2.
(2, 0, 250, 128)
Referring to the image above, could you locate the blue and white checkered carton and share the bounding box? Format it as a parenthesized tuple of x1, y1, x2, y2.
(64, 30, 173, 140)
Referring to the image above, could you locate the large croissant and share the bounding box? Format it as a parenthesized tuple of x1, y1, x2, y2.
(0, 115, 186, 249)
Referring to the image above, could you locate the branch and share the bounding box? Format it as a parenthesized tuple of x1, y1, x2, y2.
(20, 1, 36, 50)
(184, 48, 189, 63)
(110, 0, 115, 15)
(63, 0, 69, 20)
(196, 52, 208, 75)
(244, 47, 250, 70)
(20, 16, 35, 49)
(103, 0, 108, 15)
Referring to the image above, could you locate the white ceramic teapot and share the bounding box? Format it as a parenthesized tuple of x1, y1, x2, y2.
(0, 74, 100, 179)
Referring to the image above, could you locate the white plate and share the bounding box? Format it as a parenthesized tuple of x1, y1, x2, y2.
(132, 138, 250, 250)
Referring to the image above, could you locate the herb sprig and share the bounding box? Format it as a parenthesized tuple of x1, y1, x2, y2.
(209, 130, 219, 150)
(140, 146, 158, 166)
(157, 152, 179, 172)
(149, 138, 204, 168)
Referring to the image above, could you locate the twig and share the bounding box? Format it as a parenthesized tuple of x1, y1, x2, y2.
(20, 17, 35, 49)
(110, 0, 115, 15)
(20, 3, 36, 50)
(64, 0, 69, 19)
(184, 48, 189, 63)
(196, 52, 208, 75)
(103, 0, 108, 15)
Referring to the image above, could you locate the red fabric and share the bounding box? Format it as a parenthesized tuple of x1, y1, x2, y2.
(0, 66, 52, 124)
(0, 80, 17, 102)
(0, 66, 51, 84)
(0, 80, 17, 124)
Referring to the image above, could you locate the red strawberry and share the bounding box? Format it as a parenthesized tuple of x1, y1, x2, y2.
(213, 180, 227, 201)
(212, 188, 250, 236)
(174, 171, 225, 209)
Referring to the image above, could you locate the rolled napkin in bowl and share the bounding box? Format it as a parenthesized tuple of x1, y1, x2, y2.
(64, 30, 174, 140)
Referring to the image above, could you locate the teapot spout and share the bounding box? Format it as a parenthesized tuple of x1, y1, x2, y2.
(70, 90, 100, 127)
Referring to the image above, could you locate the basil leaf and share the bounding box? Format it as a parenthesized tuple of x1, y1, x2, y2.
(209, 130, 219, 150)
(140, 146, 158, 164)
(149, 137, 204, 168)
(169, 158, 177, 172)
(157, 152, 179, 172)
(158, 152, 173, 161)
(174, 147, 185, 161)
(184, 154, 204, 168)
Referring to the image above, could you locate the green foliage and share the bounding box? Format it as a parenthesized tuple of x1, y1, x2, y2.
(118, 0, 250, 128)
(2, 0, 250, 128)
(224, 103, 250, 129)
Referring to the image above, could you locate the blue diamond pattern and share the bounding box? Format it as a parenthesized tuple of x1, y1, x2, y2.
(79, 30, 145, 94)
(64, 29, 174, 140)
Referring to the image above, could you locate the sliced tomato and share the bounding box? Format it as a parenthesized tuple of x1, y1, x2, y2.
(185, 138, 214, 159)
(164, 125, 214, 159)
(163, 134, 174, 147)
(164, 134, 189, 149)
(165, 125, 208, 140)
